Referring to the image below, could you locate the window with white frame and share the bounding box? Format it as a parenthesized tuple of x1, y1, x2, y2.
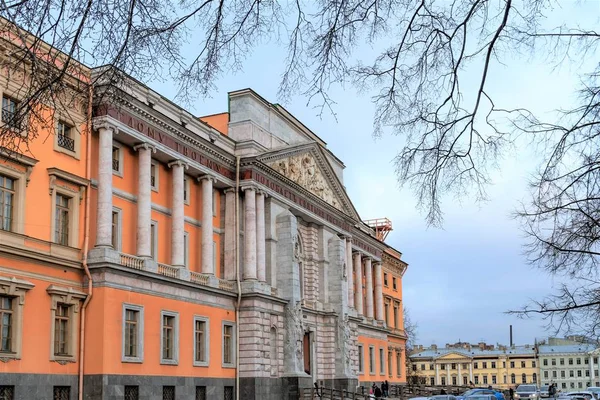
(0, 277, 33, 361)
(387, 351, 393, 377)
(184, 232, 189, 268)
(111, 209, 121, 250)
(160, 311, 179, 365)
(183, 176, 190, 205)
(151, 221, 158, 260)
(212, 189, 218, 216)
(193, 316, 209, 366)
(112, 143, 123, 176)
(47, 285, 86, 363)
(358, 344, 364, 373)
(222, 321, 235, 367)
(369, 346, 375, 374)
(0, 174, 15, 232)
(122, 304, 143, 363)
(379, 348, 385, 375)
(1, 95, 20, 130)
(56, 120, 76, 154)
(54, 194, 71, 246)
(396, 351, 401, 377)
(150, 162, 158, 191)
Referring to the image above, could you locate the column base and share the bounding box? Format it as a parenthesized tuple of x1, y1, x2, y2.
(240, 280, 272, 295)
(87, 247, 121, 266)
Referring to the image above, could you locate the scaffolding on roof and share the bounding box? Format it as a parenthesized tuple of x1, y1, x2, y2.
(364, 217, 393, 241)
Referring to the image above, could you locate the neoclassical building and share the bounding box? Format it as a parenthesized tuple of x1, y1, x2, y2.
(0, 19, 408, 400)
(538, 338, 600, 390)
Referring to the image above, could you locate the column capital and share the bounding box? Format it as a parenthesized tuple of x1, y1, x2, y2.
(92, 119, 119, 134)
(240, 184, 257, 192)
(198, 174, 217, 183)
(363, 255, 372, 261)
(256, 189, 268, 198)
(133, 142, 157, 153)
(167, 159, 189, 170)
(340, 234, 352, 240)
(224, 187, 237, 194)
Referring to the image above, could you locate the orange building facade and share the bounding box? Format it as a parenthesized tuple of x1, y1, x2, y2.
(0, 21, 407, 400)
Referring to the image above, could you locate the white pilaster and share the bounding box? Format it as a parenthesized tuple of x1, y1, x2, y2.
(243, 186, 257, 280)
(345, 237, 354, 308)
(435, 363, 440, 385)
(133, 143, 155, 257)
(364, 257, 374, 319)
(590, 355, 595, 382)
(223, 188, 236, 280)
(256, 190, 266, 282)
(458, 363, 462, 385)
(94, 121, 117, 247)
(447, 365, 450, 385)
(199, 175, 216, 274)
(168, 160, 188, 267)
(374, 261, 384, 322)
(469, 363, 473, 382)
(353, 252, 363, 315)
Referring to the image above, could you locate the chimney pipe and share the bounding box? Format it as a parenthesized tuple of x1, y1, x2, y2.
(510, 325, 513, 347)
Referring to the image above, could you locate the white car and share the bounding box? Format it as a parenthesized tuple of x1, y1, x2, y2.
(588, 389, 600, 399)
(565, 392, 596, 400)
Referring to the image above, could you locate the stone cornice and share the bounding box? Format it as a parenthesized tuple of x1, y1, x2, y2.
(383, 252, 408, 277)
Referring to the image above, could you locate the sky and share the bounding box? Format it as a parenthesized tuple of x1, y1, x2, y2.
(140, 1, 598, 347)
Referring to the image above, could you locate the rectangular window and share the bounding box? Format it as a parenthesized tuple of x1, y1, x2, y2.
(384, 302, 389, 325)
(53, 386, 70, 400)
(0, 296, 12, 352)
(431, 377, 435, 386)
(125, 386, 139, 400)
(358, 344, 364, 373)
(388, 351, 392, 377)
(223, 323, 234, 366)
(183, 176, 191, 205)
(224, 386, 234, 400)
(379, 348, 385, 375)
(452, 363, 456, 370)
(111, 209, 121, 250)
(421, 363, 425, 371)
(521, 361, 525, 368)
(561, 383, 566, 389)
(560, 358, 564, 365)
(586, 369, 590, 377)
(474, 362, 478, 369)
(112, 146, 121, 173)
(1, 96, 19, 130)
(393, 303, 399, 328)
(383, 273, 388, 287)
(560, 370, 565, 378)
(55, 194, 70, 245)
(492, 375, 497, 384)
(160, 311, 179, 364)
(510, 361, 515, 368)
(511, 374, 516, 384)
(491, 361, 496, 368)
(194, 317, 208, 365)
(577, 370, 582, 377)
(552, 358, 556, 365)
(441, 363, 446, 370)
(474, 376, 479, 385)
(0, 175, 15, 232)
(585, 357, 589, 364)
(483, 375, 488, 385)
(184, 232, 189, 268)
(369, 346, 375, 374)
(532, 361, 536, 368)
(54, 304, 70, 355)
(543, 371, 548, 378)
(122, 304, 143, 362)
(213, 189, 217, 216)
(543, 359, 548, 366)
(577, 358, 581, 365)
(392, 277, 397, 290)
(196, 386, 206, 400)
(442, 377, 447, 386)
(570, 370, 574, 377)
(56, 121, 75, 151)
(569, 358, 573, 365)
(553, 370, 557, 378)
(483, 362, 487, 368)
(503, 361, 506, 368)
(162, 386, 175, 400)
(150, 162, 158, 191)
(452, 376, 457, 386)
(151, 221, 157, 260)
(0, 386, 14, 400)
(503, 375, 507, 384)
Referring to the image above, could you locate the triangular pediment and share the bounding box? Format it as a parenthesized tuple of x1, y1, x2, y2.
(436, 352, 472, 360)
(258, 143, 360, 219)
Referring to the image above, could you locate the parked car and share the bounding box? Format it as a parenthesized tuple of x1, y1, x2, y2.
(539, 385, 550, 398)
(430, 395, 458, 400)
(465, 395, 496, 400)
(458, 388, 505, 400)
(515, 385, 540, 400)
(565, 392, 596, 400)
(586, 389, 600, 400)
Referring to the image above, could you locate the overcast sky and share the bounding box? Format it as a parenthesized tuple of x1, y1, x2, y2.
(143, 1, 598, 348)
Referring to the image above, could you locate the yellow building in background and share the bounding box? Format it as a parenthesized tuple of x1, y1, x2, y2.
(409, 342, 539, 390)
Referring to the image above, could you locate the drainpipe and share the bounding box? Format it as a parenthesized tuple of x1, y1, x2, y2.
(234, 155, 241, 400)
(78, 83, 94, 400)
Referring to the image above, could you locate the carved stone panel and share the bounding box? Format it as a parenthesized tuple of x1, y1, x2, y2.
(267, 153, 342, 210)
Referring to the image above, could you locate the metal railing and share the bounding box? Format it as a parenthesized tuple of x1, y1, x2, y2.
(112, 158, 119, 171)
(158, 263, 179, 278)
(57, 134, 75, 151)
(120, 253, 144, 270)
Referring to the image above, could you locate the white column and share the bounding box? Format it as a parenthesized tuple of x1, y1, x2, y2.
(435, 363, 440, 385)
(223, 188, 236, 280)
(353, 252, 363, 315)
(134, 143, 155, 257)
(589, 356, 595, 382)
(458, 363, 462, 385)
(364, 257, 374, 319)
(199, 175, 216, 274)
(345, 237, 354, 308)
(168, 160, 187, 267)
(243, 186, 257, 280)
(469, 363, 473, 382)
(447, 366, 451, 385)
(256, 190, 266, 282)
(94, 122, 116, 247)
(374, 261, 384, 322)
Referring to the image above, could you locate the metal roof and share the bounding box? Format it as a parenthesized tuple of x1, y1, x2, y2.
(537, 344, 597, 355)
(410, 346, 536, 359)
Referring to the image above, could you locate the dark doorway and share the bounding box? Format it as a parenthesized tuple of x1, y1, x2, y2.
(303, 332, 311, 375)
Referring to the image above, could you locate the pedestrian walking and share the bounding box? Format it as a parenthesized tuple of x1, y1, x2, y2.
(374, 385, 383, 400)
(549, 383, 557, 400)
(313, 382, 321, 398)
(470, 381, 475, 389)
(509, 387, 514, 400)
(383, 380, 389, 398)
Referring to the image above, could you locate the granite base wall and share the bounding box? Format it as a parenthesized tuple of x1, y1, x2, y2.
(0, 373, 78, 400)
(83, 375, 235, 400)
(240, 376, 315, 400)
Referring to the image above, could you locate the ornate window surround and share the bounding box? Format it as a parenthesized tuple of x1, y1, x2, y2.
(46, 284, 87, 364)
(0, 276, 34, 362)
(48, 168, 87, 248)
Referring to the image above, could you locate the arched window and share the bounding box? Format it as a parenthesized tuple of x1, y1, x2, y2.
(532, 373, 537, 383)
(511, 374, 516, 384)
(522, 373, 527, 383)
(270, 327, 278, 377)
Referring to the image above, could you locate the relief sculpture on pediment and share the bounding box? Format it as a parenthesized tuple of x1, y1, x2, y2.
(269, 153, 341, 210)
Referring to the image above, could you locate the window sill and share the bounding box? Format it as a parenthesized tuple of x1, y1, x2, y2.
(222, 363, 236, 369)
(122, 357, 144, 364)
(54, 145, 80, 160)
(112, 170, 124, 178)
(51, 355, 76, 364)
(160, 359, 178, 366)
(193, 361, 209, 367)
